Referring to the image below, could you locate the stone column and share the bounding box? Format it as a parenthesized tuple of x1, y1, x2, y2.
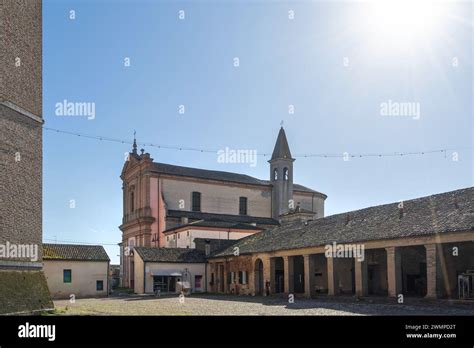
(262, 256, 271, 296)
(283, 256, 294, 295)
(425, 244, 438, 299)
(386, 247, 402, 297)
(327, 256, 337, 296)
(223, 261, 228, 294)
(303, 254, 315, 298)
(249, 260, 256, 296)
(354, 258, 368, 297)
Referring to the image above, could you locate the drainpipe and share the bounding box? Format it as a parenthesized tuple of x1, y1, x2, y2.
(143, 261, 147, 294)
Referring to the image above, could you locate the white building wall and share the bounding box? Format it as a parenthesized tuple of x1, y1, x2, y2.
(161, 178, 272, 217)
(43, 260, 109, 299)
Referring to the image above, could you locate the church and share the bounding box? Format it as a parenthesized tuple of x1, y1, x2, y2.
(120, 127, 473, 300)
(119, 127, 326, 290)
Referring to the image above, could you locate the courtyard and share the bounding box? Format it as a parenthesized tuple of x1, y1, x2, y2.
(52, 294, 474, 316)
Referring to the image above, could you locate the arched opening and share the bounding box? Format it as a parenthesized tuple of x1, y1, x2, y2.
(283, 167, 289, 181)
(273, 168, 278, 181)
(254, 259, 264, 295)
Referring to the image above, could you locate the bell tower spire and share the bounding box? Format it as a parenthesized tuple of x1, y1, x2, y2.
(269, 127, 295, 219)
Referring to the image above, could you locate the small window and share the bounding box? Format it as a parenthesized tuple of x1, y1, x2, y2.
(166, 236, 169, 241)
(192, 192, 201, 212)
(178, 233, 180, 239)
(273, 168, 278, 181)
(96, 280, 104, 291)
(187, 231, 189, 237)
(239, 271, 247, 284)
(284, 167, 289, 181)
(239, 197, 248, 215)
(130, 192, 135, 212)
(63, 269, 72, 283)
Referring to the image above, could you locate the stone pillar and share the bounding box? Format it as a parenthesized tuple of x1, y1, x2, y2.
(386, 247, 402, 297)
(327, 256, 337, 296)
(262, 256, 271, 296)
(354, 258, 368, 297)
(249, 260, 256, 296)
(303, 254, 315, 298)
(425, 244, 438, 299)
(223, 261, 228, 294)
(283, 256, 294, 295)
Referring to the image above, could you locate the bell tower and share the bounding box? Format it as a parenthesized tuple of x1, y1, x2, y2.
(269, 127, 295, 219)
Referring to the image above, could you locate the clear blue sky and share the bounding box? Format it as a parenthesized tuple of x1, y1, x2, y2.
(43, 0, 473, 264)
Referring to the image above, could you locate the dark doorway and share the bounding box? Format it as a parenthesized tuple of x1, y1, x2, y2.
(274, 257, 284, 293)
(293, 256, 305, 293)
(255, 259, 264, 295)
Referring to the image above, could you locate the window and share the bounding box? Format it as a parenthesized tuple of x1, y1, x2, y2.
(178, 233, 180, 239)
(166, 236, 169, 241)
(195, 275, 202, 290)
(239, 271, 247, 285)
(192, 192, 201, 212)
(96, 280, 104, 291)
(273, 168, 278, 181)
(187, 231, 189, 237)
(239, 197, 248, 215)
(239, 271, 247, 284)
(63, 269, 72, 283)
(130, 192, 135, 212)
(284, 167, 289, 181)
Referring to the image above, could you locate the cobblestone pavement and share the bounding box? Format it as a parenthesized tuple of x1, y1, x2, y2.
(52, 294, 474, 316)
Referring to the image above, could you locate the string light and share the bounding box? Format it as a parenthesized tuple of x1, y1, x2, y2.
(3, 116, 469, 160)
(40, 126, 469, 159)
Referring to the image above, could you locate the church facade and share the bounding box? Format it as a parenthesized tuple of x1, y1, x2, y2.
(119, 127, 326, 289)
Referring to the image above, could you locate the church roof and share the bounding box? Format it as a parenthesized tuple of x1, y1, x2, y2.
(166, 210, 279, 226)
(211, 187, 474, 257)
(163, 218, 263, 233)
(270, 127, 293, 161)
(149, 162, 325, 196)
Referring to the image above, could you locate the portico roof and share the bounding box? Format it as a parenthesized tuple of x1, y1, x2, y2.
(211, 187, 474, 257)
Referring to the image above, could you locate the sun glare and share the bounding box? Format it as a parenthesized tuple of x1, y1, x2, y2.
(366, 0, 447, 48)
